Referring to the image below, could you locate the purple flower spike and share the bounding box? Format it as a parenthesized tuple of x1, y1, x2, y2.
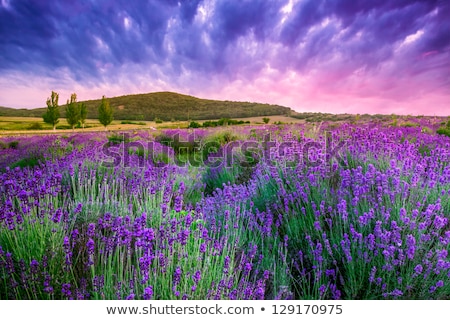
(143, 286, 153, 300)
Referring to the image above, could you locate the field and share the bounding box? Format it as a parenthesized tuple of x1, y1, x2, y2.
(0, 115, 305, 135)
(1, 117, 449, 300)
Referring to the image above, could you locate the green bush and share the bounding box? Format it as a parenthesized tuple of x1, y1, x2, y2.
(436, 127, 450, 137)
(188, 121, 202, 128)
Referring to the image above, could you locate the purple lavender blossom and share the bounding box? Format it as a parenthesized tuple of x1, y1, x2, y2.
(143, 286, 153, 300)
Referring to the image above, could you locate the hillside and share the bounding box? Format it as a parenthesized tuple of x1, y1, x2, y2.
(0, 92, 292, 121)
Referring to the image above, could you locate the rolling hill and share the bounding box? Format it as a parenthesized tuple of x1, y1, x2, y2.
(0, 92, 292, 121)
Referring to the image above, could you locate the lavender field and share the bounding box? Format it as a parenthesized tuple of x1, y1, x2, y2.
(1, 119, 449, 300)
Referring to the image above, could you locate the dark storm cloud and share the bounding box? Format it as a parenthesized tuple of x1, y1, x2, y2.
(279, 0, 447, 71)
(0, 0, 177, 78)
(0, 0, 448, 94)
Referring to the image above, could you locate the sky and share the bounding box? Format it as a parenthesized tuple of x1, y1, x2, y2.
(0, 0, 449, 115)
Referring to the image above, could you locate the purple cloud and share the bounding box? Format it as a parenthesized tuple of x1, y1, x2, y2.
(0, 0, 448, 115)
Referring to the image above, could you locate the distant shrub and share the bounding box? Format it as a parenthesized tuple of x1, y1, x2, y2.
(436, 127, 450, 137)
(188, 121, 202, 128)
(262, 117, 270, 124)
(154, 117, 163, 124)
(120, 120, 146, 125)
(27, 122, 43, 130)
(202, 121, 218, 128)
(8, 141, 19, 149)
(201, 119, 249, 128)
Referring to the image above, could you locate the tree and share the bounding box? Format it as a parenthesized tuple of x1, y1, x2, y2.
(79, 102, 87, 129)
(43, 91, 60, 131)
(262, 117, 270, 124)
(98, 95, 113, 130)
(66, 93, 80, 130)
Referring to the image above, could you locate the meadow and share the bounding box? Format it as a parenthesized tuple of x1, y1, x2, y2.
(0, 118, 449, 300)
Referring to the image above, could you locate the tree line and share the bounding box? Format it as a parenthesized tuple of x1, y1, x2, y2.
(43, 91, 114, 130)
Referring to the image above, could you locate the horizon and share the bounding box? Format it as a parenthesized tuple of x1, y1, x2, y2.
(0, 1, 449, 116)
(0, 90, 447, 118)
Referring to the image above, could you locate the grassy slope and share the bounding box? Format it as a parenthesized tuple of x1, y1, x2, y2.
(0, 91, 291, 121)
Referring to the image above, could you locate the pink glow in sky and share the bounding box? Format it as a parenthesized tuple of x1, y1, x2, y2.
(0, 0, 449, 116)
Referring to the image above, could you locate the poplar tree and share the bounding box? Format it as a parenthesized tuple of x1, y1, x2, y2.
(79, 102, 87, 129)
(43, 91, 60, 131)
(66, 93, 80, 130)
(98, 95, 113, 130)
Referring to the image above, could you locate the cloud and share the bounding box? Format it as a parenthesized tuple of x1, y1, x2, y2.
(0, 0, 448, 115)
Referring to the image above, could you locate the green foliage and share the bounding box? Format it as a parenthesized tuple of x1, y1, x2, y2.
(120, 120, 146, 125)
(418, 144, 431, 156)
(43, 91, 60, 130)
(202, 165, 240, 195)
(79, 102, 87, 129)
(10, 156, 42, 169)
(436, 127, 450, 137)
(98, 95, 113, 129)
(107, 133, 130, 144)
(262, 117, 270, 124)
(156, 133, 199, 156)
(188, 121, 202, 128)
(66, 93, 80, 129)
(291, 112, 353, 122)
(154, 117, 163, 124)
(193, 118, 248, 128)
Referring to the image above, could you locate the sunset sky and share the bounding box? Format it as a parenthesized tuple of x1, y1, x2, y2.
(0, 0, 449, 115)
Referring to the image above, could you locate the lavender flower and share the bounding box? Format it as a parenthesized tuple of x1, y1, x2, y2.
(406, 234, 416, 260)
(143, 286, 153, 300)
